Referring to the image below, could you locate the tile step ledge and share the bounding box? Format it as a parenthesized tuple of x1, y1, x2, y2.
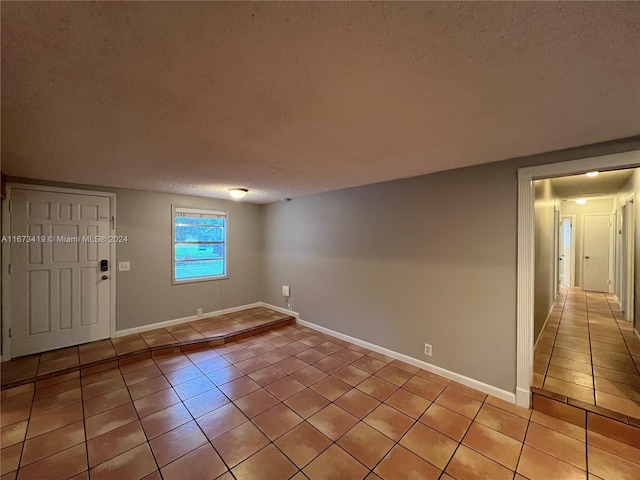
(531, 387, 640, 450)
(1, 316, 295, 390)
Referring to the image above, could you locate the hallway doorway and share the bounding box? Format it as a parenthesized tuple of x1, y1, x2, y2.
(517, 150, 640, 409)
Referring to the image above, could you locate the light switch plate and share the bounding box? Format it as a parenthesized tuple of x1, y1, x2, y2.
(118, 261, 131, 272)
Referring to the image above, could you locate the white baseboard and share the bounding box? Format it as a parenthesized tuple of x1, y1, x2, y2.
(534, 304, 555, 349)
(281, 311, 516, 405)
(116, 300, 520, 406)
(115, 302, 264, 337)
(258, 302, 300, 319)
(516, 387, 531, 409)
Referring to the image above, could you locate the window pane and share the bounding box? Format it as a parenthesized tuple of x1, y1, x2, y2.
(175, 243, 224, 261)
(173, 209, 226, 282)
(175, 224, 225, 242)
(175, 216, 224, 226)
(175, 259, 225, 280)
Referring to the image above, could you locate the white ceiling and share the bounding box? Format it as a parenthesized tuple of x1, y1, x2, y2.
(2, 2, 639, 203)
(550, 169, 635, 198)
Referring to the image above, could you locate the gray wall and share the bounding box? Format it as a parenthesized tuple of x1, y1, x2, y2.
(263, 138, 640, 393)
(6, 179, 264, 332)
(534, 179, 559, 341)
(115, 189, 264, 331)
(6, 137, 640, 391)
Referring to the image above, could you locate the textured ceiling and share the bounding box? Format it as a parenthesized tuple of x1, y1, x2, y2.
(2, 2, 639, 203)
(550, 169, 635, 198)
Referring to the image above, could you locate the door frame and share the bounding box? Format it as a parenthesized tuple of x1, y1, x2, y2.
(620, 194, 635, 321)
(559, 214, 576, 289)
(581, 213, 612, 293)
(1, 183, 117, 361)
(516, 150, 640, 408)
(553, 207, 560, 300)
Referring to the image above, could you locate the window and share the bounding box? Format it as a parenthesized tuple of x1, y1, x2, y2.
(172, 206, 227, 283)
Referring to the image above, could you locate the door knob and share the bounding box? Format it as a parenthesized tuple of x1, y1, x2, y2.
(584, 256, 590, 259)
(101, 275, 109, 280)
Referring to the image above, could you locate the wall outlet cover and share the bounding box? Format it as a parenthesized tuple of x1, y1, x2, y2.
(118, 261, 131, 271)
(282, 285, 291, 298)
(424, 343, 432, 356)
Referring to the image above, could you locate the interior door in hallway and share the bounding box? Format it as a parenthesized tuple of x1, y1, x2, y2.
(9, 188, 113, 357)
(582, 213, 610, 293)
(559, 216, 572, 287)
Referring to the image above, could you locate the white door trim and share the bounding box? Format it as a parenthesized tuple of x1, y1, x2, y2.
(517, 150, 640, 408)
(2, 183, 117, 361)
(621, 194, 636, 321)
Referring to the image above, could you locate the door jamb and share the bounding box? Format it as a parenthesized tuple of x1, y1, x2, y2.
(517, 150, 640, 408)
(621, 194, 636, 321)
(559, 214, 576, 289)
(2, 183, 117, 361)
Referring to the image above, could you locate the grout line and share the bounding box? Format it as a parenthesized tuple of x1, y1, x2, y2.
(7, 321, 604, 480)
(541, 287, 568, 387)
(583, 290, 597, 406)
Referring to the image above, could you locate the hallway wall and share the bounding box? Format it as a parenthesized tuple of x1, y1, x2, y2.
(534, 179, 560, 342)
(263, 138, 640, 394)
(615, 169, 640, 332)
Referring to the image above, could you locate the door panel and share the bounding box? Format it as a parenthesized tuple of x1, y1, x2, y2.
(10, 188, 112, 356)
(583, 214, 610, 293)
(560, 217, 572, 287)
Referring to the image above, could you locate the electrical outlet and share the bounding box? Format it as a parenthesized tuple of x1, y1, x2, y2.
(424, 343, 432, 356)
(197, 308, 203, 317)
(282, 285, 291, 298)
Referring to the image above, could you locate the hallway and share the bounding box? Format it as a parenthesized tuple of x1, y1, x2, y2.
(534, 288, 640, 419)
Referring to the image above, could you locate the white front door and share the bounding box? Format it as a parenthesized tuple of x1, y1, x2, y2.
(10, 188, 113, 357)
(583, 214, 610, 293)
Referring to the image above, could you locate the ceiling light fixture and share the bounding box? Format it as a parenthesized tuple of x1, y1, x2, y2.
(228, 188, 248, 200)
(575, 198, 587, 205)
(586, 171, 599, 177)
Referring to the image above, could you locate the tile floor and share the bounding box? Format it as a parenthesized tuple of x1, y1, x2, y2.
(2, 322, 640, 479)
(0, 307, 294, 387)
(533, 288, 640, 419)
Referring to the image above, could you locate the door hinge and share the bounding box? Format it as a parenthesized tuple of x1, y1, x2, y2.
(8, 200, 11, 213)
(8, 328, 12, 338)
(8, 264, 12, 274)
(111, 216, 115, 230)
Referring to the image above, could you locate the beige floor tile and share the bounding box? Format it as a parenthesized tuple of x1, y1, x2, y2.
(399, 422, 457, 470)
(446, 444, 513, 480)
(517, 445, 585, 480)
(419, 403, 471, 441)
(587, 445, 640, 480)
(232, 444, 297, 480)
(525, 422, 586, 470)
(463, 422, 522, 470)
(303, 444, 369, 480)
(374, 445, 441, 480)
